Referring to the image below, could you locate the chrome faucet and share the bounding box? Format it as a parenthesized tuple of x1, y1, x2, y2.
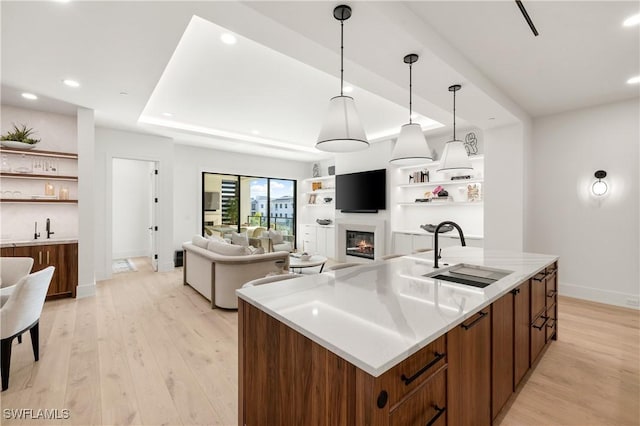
(433, 221, 466, 269)
(46, 218, 54, 239)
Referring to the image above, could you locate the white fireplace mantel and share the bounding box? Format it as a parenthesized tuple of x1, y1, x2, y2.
(335, 218, 386, 262)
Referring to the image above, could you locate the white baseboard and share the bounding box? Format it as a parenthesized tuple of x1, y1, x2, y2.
(559, 281, 639, 310)
(158, 261, 175, 272)
(76, 282, 96, 298)
(113, 249, 150, 259)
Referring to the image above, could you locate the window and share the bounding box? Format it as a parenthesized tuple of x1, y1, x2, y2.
(202, 173, 296, 247)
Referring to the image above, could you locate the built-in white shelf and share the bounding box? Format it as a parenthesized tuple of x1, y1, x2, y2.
(303, 188, 335, 195)
(395, 155, 484, 171)
(398, 178, 483, 188)
(398, 201, 483, 207)
(302, 175, 335, 183)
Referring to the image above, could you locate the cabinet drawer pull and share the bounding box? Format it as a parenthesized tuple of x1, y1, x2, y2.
(426, 404, 446, 426)
(46, 251, 50, 264)
(547, 290, 557, 297)
(533, 272, 546, 282)
(461, 310, 488, 330)
(400, 351, 446, 386)
(38, 251, 42, 265)
(532, 315, 549, 330)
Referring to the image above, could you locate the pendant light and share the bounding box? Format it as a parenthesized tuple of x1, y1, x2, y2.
(316, 5, 369, 153)
(437, 84, 473, 173)
(390, 54, 433, 165)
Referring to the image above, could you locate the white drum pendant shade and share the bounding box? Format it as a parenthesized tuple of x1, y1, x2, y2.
(437, 139, 472, 172)
(390, 123, 433, 165)
(316, 95, 369, 152)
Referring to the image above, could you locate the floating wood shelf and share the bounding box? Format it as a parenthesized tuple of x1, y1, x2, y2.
(0, 173, 78, 181)
(0, 199, 78, 204)
(0, 148, 78, 159)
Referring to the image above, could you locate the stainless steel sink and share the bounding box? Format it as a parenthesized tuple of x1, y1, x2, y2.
(423, 264, 513, 289)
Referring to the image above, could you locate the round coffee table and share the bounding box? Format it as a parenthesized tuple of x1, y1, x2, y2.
(289, 254, 328, 273)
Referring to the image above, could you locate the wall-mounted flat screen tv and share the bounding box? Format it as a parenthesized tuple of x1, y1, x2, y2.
(335, 169, 386, 213)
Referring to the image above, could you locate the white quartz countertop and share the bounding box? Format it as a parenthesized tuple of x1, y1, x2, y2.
(237, 246, 557, 377)
(394, 229, 484, 240)
(1, 237, 78, 248)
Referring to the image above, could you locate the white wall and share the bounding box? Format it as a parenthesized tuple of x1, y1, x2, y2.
(484, 123, 524, 251)
(528, 98, 640, 308)
(94, 128, 174, 280)
(172, 144, 308, 250)
(112, 158, 153, 259)
(78, 107, 96, 298)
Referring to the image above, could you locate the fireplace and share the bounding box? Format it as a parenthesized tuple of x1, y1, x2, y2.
(346, 230, 375, 260)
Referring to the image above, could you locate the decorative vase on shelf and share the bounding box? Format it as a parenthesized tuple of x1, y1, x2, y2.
(44, 182, 55, 196)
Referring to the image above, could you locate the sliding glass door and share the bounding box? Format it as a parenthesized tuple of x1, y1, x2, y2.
(202, 172, 296, 248)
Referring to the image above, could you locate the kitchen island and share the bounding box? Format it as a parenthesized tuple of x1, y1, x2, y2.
(237, 247, 558, 425)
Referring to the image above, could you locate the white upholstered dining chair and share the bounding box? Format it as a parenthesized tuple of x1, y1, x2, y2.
(0, 257, 34, 298)
(1, 266, 54, 391)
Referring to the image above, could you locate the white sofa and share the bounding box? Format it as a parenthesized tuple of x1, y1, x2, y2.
(182, 242, 290, 309)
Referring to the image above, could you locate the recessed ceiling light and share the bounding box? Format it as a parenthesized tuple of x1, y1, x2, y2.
(627, 75, 640, 84)
(21, 93, 38, 100)
(162, 112, 173, 117)
(63, 79, 80, 88)
(251, 130, 260, 135)
(119, 91, 128, 96)
(220, 33, 237, 45)
(623, 13, 640, 27)
(488, 117, 496, 120)
(343, 86, 354, 93)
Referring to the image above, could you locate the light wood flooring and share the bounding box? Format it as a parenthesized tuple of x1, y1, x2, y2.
(1, 258, 638, 425)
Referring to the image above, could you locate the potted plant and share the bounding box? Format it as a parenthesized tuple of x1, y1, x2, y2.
(1, 123, 41, 150)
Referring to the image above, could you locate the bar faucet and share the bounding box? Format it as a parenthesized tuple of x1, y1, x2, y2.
(34, 221, 40, 240)
(46, 218, 54, 239)
(433, 221, 466, 269)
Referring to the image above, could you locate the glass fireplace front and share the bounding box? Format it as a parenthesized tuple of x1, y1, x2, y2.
(346, 230, 374, 260)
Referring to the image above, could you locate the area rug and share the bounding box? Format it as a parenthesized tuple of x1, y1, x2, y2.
(112, 258, 138, 274)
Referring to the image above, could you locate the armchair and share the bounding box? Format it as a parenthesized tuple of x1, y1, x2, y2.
(1, 266, 54, 391)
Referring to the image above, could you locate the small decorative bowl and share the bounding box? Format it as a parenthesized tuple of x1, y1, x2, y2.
(420, 224, 454, 233)
(316, 219, 332, 225)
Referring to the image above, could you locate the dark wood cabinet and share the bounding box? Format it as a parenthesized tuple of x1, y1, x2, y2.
(389, 368, 447, 426)
(448, 309, 492, 426)
(491, 279, 531, 420)
(514, 280, 530, 388)
(531, 262, 559, 365)
(8, 242, 77, 299)
(491, 292, 514, 420)
(531, 270, 546, 319)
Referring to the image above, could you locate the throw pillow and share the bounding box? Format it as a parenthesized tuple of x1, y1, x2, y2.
(207, 240, 247, 256)
(207, 234, 227, 244)
(246, 246, 265, 255)
(231, 232, 249, 247)
(192, 235, 209, 249)
(268, 229, 284, 244)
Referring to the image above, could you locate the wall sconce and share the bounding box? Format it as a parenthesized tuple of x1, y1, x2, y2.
(592, 170, 608, 196)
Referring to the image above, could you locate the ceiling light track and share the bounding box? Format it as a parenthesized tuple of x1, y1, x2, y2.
(515, 0, 539, 37)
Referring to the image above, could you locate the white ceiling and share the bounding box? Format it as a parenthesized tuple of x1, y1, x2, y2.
(1, 1, 637, 161)
(408, 1, 640, 117)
